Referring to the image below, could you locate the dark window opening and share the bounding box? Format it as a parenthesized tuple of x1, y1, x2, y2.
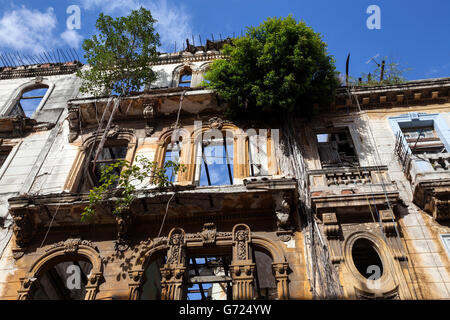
(88, 140, 128, 187)
(253, 249, 277, 300)
(199, 136, 234, 186)
(186, 255, 232, 300)
(13, 87, 48, 118)
(352, 238, 383, 280)
(32, 261, 92, 300)
(316, 129, 358, 167)
(140, 256, 166, 300)
(401, 125, 446, 155)
(0, 146, 12, 169)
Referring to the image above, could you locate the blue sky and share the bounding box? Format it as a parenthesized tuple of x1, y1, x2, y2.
(0, 0, 448, 80)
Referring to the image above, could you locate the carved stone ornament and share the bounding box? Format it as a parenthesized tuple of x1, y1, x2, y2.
(45, 238, 99, 254)
(207, 117, 232, 130)
(275, 193, 292, 231)
(232, 224, 251, 261)
(166, 228, 185, 265)
(67, 106, 80, 142)
(12, 211, 33, 259)
(143, 100, 157, 137)
(201, 222, 217, 246)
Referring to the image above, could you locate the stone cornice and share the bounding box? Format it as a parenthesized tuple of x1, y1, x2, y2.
(0, 62, 82, 80)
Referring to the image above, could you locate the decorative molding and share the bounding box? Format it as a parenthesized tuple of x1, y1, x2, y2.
(45, 238, 99, 254)
(12, 210, 33, 259)
(201, 222, 216, 246)
(0, 62, 81, 80)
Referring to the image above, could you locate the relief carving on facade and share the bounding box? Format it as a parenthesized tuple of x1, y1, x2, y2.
(12, 210, 33, 259)
(275, 193, 294, 241)
(143, 100, 158, 136)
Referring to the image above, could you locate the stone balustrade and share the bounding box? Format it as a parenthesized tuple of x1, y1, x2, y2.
(309, 166, 389, 188)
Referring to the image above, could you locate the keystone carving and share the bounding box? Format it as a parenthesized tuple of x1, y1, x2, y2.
(275, 193, 292, 231)
(45, 238, 99, 254)
(201, 222, 216, 246)
(143, 100, 157, 136)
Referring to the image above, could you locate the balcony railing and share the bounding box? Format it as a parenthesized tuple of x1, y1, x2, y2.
(309, 165, 391, 189)
(394, 131, 450, 183)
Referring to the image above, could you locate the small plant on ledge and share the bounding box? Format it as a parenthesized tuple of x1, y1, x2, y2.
(81, 156, 185, 222)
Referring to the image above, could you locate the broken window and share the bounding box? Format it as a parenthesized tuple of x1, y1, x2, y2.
(12, 86, 49, 118)
(186, 255, 232, 300)
(31, 261, 92, 300)
(401, 125, 446, 154)
(163, 139, 182, 183)
(195, 134, 234, 186)
(88, 140, 129, 187)
(248, 130, 268, 177)
(178, 68, 192, 87)
(316, 129, 358, 167)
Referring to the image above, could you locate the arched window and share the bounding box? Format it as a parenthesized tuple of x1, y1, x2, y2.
(18, 239, 104, 300)
(163, 138, 183, 183)
(68, 130, 137, 193)
(253, 248, 277, 300)
(178, 67, 192, 87)
(32, 261, 93, 300)
(140, 255, 166, 300)
(12, 85, 49, 118)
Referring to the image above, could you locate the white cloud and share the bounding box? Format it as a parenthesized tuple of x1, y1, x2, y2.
(80, 0, 193, 52)
(61, 29, 84, 49)
(0, 6, 58, 54)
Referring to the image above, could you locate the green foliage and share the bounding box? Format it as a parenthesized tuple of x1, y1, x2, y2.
(205, 15, 340, 120)
(356, 57, 411, 86)
(81, 156, 185, 222)
(77, 7, 161, 96)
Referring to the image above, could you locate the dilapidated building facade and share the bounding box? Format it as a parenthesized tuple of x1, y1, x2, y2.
(0, 43, 449, 300)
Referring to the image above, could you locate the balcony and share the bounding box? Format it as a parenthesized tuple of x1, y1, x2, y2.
(395, 134, 450, 221)
(308, 166, 399, 213)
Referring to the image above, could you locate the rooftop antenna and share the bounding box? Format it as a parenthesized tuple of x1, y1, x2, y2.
(345, 53, 350, 88)
(366, 53, 385, 82)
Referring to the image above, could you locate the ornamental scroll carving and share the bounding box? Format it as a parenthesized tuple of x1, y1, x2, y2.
(166, 228, 186, 265)
(232, 224, 251, 261)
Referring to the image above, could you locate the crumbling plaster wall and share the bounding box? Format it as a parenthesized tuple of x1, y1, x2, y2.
(0, 72, 82, 294)
(364, 104, 450, 299)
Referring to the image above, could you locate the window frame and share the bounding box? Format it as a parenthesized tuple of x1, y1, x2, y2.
(194, 130, 235, 187)
(315, 127, 359, 168)
(2, 81, 54, 118)
(440, 234, 450, 258)
(389, 112, 450, 156)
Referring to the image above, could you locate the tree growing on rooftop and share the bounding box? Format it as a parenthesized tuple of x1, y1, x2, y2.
(204, 15, 340, 120)
(77, 8, 184, 227)
(77, 7, 161, 96)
